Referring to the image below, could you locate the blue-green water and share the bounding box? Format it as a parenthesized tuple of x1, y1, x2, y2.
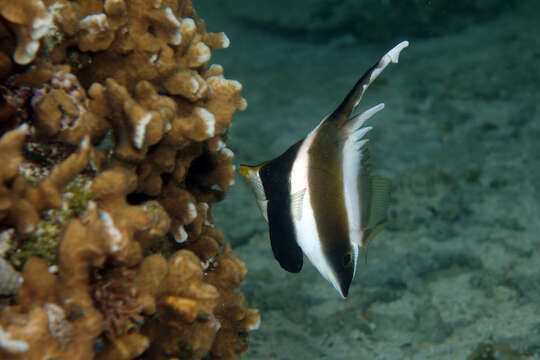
(198, 1, 540, 359)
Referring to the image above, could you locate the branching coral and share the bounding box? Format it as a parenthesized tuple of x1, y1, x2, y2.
(137, 250, 220, 359)
(133, 246, 260, 360)
(32, 69, 110, 144)
(206, 245, 261, 359)
(0, 0, 53, 65)
(0, 0, 257, 359)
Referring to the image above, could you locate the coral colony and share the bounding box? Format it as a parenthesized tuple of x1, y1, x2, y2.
(0, 0, 260, 359)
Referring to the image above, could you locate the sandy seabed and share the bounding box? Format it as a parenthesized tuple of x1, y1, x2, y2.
(199, 1, 540, 359)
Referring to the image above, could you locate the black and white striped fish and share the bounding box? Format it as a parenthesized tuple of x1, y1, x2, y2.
(239, 41, 408, 298)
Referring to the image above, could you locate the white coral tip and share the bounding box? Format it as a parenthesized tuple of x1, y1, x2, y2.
(195, 108, 215, 137)
(134, 113, 152, 149)
(80, 136, 90, 150)
(220, 32, 230, 48)
(0, 327, 29, 354)
(164, 7, 181, 27)
(174, 225, 188, 243)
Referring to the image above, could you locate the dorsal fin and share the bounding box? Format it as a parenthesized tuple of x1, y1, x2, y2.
(328, 41, 408, 128)
(346, 103, 385, 136)
(362, 148, 372, 173)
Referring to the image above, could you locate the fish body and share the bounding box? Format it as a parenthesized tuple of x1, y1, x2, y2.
(239, 41, 408, 298)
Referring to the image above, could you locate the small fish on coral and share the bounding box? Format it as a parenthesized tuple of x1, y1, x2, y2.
(239, 41, 409, 298)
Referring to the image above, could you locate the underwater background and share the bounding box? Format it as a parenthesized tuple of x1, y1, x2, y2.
(0, 0, 539, 359)
(198, 0, 540, 359)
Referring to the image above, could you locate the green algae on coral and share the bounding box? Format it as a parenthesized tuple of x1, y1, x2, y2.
(8, 175, 93, 269)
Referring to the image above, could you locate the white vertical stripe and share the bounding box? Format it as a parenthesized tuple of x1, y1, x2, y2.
(343, 136, 364, 246)
(342, 103, 382, 250)
(290, 118, 344, 297)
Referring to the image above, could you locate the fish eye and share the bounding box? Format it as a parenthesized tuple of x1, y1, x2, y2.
(343, 253, 352, 266)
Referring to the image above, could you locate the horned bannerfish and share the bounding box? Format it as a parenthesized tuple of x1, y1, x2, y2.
(238, 41, 408, 298)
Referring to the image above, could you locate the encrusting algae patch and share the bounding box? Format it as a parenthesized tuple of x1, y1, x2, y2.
(0, 0, 259, 359)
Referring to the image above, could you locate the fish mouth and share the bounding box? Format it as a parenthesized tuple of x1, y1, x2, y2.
(238, 164, 250, 177)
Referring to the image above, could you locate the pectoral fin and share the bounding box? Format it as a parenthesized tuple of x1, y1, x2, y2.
(290, 188, 306, 221)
